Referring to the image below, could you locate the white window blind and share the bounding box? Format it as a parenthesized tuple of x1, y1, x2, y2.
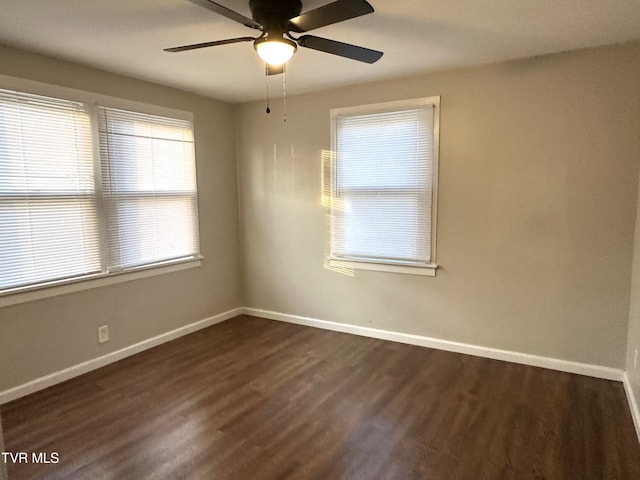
(0, 89, 100, 290)
(331, 102, 436, 266)
(98, 107, 200, 270)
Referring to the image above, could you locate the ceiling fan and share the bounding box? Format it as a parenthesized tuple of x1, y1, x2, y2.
(165, 0, 383, 74)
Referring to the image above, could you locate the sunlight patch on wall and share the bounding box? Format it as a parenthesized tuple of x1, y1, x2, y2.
(321, 149, 355, 277)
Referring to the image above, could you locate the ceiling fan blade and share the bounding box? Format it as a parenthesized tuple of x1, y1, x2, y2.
(297, 35, 382, 63)
(164, 36, 255, 52)
(288, 0, 374, 33)
(266, 64, 285, 76)
(188, 0, 262, 30)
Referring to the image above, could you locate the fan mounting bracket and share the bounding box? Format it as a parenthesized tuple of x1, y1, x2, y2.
(249, 0, 302, 31)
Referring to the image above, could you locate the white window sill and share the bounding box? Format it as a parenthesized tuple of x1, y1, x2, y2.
(328, 258, 438, 277)
(0, 257, 203, 308)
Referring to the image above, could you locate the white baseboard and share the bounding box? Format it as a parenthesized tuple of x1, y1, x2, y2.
(0, 306, 627, 407)
(243, 308, 624, 382)
(0, 307, 242, 405)
(623, 373, 640, 443)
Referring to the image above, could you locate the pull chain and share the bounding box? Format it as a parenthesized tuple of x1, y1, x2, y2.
(265, 64, 271, 114)
(282, 63, 287, 123)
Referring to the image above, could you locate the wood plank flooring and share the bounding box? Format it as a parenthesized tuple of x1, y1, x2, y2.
(2, 315, 639, 479)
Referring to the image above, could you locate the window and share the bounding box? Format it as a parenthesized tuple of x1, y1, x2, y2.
(98, 107, 199, 271)
(0, 87, 200, 297)
(329, 97, 439, 276)
(0, 90, 101, 290)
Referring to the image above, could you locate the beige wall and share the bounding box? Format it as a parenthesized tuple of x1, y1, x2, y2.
(236, 42, 640, 368)
(1, 41, 639, 399)
(0, 45, 242, 393)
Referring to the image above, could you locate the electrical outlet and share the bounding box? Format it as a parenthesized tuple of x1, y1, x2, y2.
(634, 348, 638, 371)
(98, 325, 109, 344)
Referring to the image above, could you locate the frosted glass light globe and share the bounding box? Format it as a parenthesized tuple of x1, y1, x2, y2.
(255, 38, 296, 66)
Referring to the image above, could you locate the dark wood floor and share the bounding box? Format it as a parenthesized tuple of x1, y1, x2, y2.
(2, 315, 639, 480)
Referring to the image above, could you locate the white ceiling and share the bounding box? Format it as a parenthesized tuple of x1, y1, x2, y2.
(1, 0, 639, 103)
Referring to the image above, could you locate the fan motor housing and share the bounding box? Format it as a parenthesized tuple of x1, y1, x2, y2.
(249, 0, 302, 30)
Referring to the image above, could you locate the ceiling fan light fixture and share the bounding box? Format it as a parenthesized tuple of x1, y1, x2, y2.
(254, 37, 297, 66)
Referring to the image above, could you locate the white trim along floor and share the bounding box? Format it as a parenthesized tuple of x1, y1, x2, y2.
(1, 307, 637, 443)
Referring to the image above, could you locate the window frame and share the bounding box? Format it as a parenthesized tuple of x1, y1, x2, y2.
(328, 96, 440, 277)
(0, 74, 203, 307)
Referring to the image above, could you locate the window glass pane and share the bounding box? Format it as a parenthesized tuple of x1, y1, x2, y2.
(336, 109, 433, 191)
(105, 196, 198, 268)
(106, 130, 196, 193)
(98, 107, 200, 270)
(0, 89, 100, 291)
(0, 94, 95, 194)
(0, 199, 100, 289)
(335, 193, 429, 262)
